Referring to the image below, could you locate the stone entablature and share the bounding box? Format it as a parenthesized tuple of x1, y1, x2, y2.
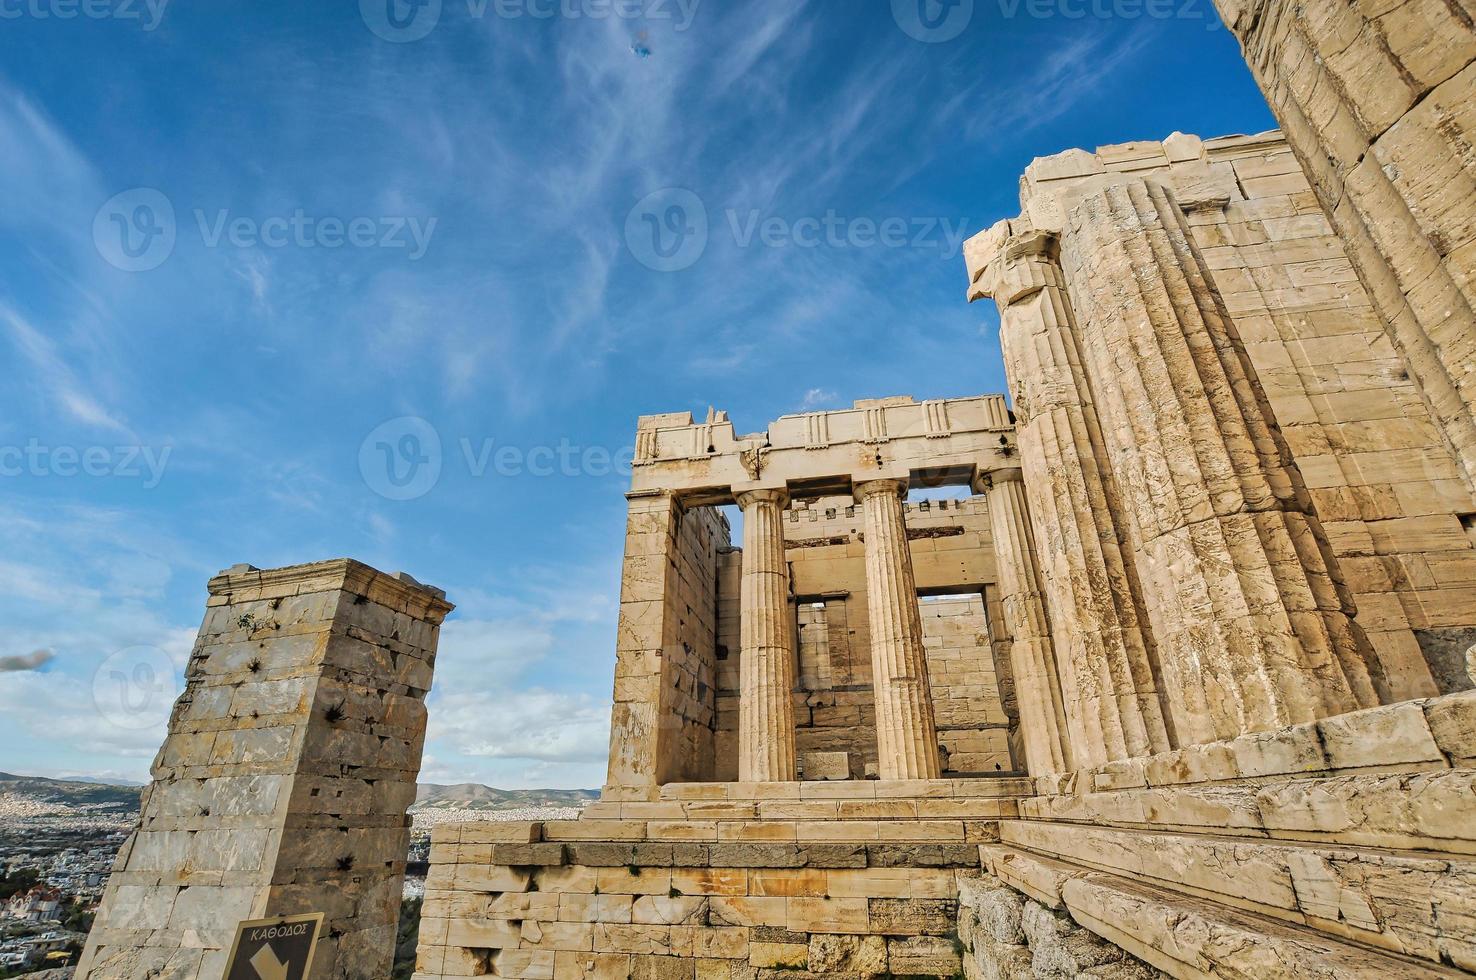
(631, 395, 1015, 503)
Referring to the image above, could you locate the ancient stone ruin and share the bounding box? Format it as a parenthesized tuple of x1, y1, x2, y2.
(76, 560, 452, 980)
(78, 2, 1476, 977)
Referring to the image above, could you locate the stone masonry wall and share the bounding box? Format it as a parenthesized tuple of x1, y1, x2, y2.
(922, 595, 1013, 774)
(76, 559, 452, 980)
(657, 505, 729, 783)
(957, 875, 1165, 980)
(1213, 0, 1476, 499)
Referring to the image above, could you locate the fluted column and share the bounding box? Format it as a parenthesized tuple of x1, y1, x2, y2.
(969, 220, 1172, 767)
(981, 468, 1071, 775)
(855, 478, 941, 780)
(1057, 176, 1384, 745)
(735, 487, 797, 782)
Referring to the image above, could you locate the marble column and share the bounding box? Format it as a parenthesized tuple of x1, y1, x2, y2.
(1057, 176, 1384, 745)
(855, 478, 942, 780)
(981, 467, 1071, 775)
(735, 487, 798, 782)
(970, 220, 1172, 767)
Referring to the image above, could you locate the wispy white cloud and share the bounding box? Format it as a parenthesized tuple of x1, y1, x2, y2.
(1, 304, 131, 435)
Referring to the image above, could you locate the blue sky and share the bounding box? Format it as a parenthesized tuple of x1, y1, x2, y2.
(0, 0, 1274, 789)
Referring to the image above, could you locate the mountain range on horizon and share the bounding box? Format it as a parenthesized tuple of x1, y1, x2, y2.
(0, 771, 599, 812)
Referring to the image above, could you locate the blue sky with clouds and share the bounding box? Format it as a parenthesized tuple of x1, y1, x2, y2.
(0, 0, 1273, 789)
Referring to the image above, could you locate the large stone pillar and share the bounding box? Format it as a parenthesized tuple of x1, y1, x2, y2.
(77, 560, 452, 980)
(606, 490, 724, 797)
(855, 478, 942, 779)
(969, 222, 1172, 767)
(735, 487, 798, 782)
(980, 467, 1071, 775)
(1057, 176, 1385, 745)
(606, 490, 680, 797)
(1214, 0, 1476, 496)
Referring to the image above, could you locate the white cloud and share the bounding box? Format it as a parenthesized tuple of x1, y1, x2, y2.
(430, 689, 610, 764)
(1, 304, 131, 435)
(800, 388, 837, 410)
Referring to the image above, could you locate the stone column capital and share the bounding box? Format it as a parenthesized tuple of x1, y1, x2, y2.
(967, 219, 1063, 307)
(974, 466, 1025, 493)
(852, 477, 907, 504)
(734, 486, 789, 510)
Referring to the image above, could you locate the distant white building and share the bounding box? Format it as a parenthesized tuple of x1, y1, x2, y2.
(3, 885, 62, 922)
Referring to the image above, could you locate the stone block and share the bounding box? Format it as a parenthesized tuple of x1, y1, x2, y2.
(748, 942, 808, 969)
(808, 934, 887, 976)
(799, 751, 851, 781)
(1317, 701, 1442, 770)
(867, 897, 958, 936)
(886, 935, 961, 975)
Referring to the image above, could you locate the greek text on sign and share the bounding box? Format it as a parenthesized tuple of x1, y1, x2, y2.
(223, 912, 324, 980)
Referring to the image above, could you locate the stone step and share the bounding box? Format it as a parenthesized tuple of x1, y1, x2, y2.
(997, 819, 1476, 971)
(981, 849, 1468, 979)
(1019, 767, 1476, 855)
(1039, 691, 1476, 798)
(583, 796, 1018, 823)
(538, 818, 1000, 844)
(654, 776, 1033, 802)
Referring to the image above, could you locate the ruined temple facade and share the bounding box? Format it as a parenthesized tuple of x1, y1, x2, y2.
(605, 395, 1028, 792)
(415, 4, 1476, 972)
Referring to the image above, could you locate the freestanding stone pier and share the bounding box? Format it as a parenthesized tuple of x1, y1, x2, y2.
(76, 559, 452, 980)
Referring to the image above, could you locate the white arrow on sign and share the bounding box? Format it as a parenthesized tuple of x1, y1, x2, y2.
(250, 942, 289, 980)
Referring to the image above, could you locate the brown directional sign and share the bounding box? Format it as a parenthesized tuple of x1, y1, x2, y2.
(223, 912, 324, 980)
